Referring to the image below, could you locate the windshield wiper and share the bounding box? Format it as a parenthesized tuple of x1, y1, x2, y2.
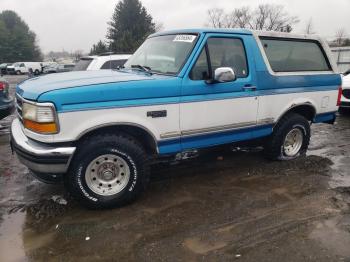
(130, 64, 152, 74)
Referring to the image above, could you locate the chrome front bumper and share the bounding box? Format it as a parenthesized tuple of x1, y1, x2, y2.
(10, 118, 76, 175)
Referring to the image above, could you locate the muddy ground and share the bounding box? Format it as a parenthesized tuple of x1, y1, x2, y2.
(0, 75, 350, 262)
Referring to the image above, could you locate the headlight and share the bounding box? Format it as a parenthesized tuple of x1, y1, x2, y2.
(22, 102, 59, 134)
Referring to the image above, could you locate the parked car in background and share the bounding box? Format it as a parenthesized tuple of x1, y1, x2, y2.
(73, 53, 131, 71)
(41, 62, 58, 72)
(0, 77, 13, 120)
(339, 69, 350, 114)
(11, 29, 341, 208)
(0, 63, 12, 75)
(7, 62, 42, 75)
(44, 63, 75, 74)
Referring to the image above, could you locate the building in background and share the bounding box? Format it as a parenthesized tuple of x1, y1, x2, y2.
(331, 47, 350, 73)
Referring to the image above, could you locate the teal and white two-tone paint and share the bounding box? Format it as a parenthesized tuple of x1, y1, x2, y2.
(16, 29, 340, 155)
(11, 28, 342, 208)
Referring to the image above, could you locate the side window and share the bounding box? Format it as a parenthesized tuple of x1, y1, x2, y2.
(207, 38, 248, 78)
(190, 37, 248, 81)
(190, 48, 210, 80)
(101, 59, 127, 70)
(260, 38, 331, 72)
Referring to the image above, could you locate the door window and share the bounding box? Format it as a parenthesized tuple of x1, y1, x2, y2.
(190, 37, 248, 80)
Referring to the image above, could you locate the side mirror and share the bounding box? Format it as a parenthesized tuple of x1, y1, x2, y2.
(344, 69, 350, 76)
(213, 67, 236, 83)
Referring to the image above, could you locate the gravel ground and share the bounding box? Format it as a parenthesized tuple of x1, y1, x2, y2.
(0, 75, 350, 262)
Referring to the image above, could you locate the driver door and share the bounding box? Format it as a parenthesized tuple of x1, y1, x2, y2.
(180, 34, 259, 150)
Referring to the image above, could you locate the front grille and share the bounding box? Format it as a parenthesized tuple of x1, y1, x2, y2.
(15, 94, 23, 123)
(343, 89, 350, 99)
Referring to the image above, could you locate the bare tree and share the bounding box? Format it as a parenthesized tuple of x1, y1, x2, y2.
(71, 50, 84, 62)
(224, 7, 252, 29)
(206, 4, 299, 32)
(335, 28, 346, 46)
(253, 4, 299, 31)
(206, 8, 226, 28)
(304, 18, 315, 34)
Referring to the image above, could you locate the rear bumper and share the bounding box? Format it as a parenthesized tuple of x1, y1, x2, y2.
(10, 118, 76, 177)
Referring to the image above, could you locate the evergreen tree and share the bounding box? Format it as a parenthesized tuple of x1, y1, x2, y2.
(107, 0, 155, 53)
(89, 40, 108, 55)
(0, 10, 42, 62)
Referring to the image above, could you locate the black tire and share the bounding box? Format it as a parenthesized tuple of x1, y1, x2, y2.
(34, 69, 40, 75)
(16, 70, 21, 75)
(264, 113, 310, 161)
(66, 133, 150, 209)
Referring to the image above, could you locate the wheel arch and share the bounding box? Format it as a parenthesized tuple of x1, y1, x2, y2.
(76, 123, 159, 155)
(274, 102, 317, 127)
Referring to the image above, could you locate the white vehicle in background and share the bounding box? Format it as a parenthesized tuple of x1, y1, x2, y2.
(7, 62, 42, 75)
(340, 69, 350, 114)
(73, 53, 131, 71)
(43, 63, 75, 74)
(41, 62, 58, 72)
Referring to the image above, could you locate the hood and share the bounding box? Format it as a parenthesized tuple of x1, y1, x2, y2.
(16, 70, 159, 100)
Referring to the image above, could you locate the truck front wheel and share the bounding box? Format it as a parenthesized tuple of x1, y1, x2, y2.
(264, 113, 310, 160)
(66, 133, 150, 209)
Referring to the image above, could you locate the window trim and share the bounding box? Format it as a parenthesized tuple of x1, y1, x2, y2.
(259, 36, 332, 73)
(254, 33, 335, 76)
(189, 36, 250, 81)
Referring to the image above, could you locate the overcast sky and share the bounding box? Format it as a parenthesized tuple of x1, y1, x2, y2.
(0, 0, 349, 53)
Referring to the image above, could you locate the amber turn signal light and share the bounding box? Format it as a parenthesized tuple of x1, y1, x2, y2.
(24, 119, 58, 134)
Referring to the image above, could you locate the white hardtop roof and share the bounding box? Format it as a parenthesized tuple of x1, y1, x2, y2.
(81, 54, 132, 60)
(251, 30, 325, 42)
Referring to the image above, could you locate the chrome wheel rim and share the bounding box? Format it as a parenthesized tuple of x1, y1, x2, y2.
(283, 128, 304, 157)
(85, 154, 130, 196)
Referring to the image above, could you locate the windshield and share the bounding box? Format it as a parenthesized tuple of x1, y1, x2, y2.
(73, 58, 93, 71)
(124, 34, 198, 75)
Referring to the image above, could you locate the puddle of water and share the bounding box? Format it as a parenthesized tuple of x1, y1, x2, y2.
(0, 211, 27, 262)
(308, 119, 350, 189)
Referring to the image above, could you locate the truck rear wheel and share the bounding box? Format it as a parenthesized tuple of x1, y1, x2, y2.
(264, 113, 310, 160)
(66, 133, 150, 209)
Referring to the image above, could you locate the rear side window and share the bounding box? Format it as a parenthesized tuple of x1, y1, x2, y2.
(260, 38, 331, 72)
(101, 59, 127, 70)
(73, 58, 93, 71)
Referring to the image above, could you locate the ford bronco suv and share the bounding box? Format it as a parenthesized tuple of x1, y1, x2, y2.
(11, 29, 342, 208)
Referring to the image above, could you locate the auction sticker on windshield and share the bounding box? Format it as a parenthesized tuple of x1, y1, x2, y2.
(173, 35, 197, 43)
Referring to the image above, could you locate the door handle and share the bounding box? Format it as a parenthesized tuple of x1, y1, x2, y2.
(242, 84, 257, 91)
